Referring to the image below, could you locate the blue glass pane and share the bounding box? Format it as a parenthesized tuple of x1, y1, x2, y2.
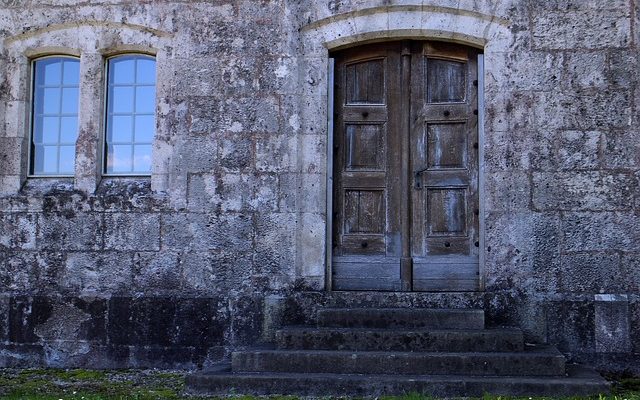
(60, 116, 78, 143)
(58, 145, 75, 174)
(61, 87, 78, 114)
(62, 60, 80, 85)
(42, 88, 60, 114)
(109, 115, 133, 143)
(133, 145, 152, 173)
(110, 86, 134, 113)
(108, 144, 132, 173)
(136, 58, 156, 84)
(34, 145, 59, 174)
(33, 116, 56, 144)
(110, 58, 135, 84)
(38, 59, 62, 85)
(134, 115, 154, 143)
(135, 86, 155, 113)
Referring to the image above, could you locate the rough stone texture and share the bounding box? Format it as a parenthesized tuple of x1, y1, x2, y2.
(0, 0, 637, 373)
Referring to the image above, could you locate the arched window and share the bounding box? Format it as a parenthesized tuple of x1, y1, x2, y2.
(30, 56, 80, 176)
(104, 54, 156, 175)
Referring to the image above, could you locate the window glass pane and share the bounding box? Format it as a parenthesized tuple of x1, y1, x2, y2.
(108, 144, 133, 173)
(136, 58, 156, 84)
(61, 87, 78, 114)
(134, 115, 154, 143)
(42, 88, 61, 114)
(39, 59, 62, 85)
(31, 57, 79, 175)
(135, 86, 155, 113)
(110, 58, 135, 84)
(62, 60, 80, 85)
(60, 116, 78, 143)
(105, 55, 156, 175)
(108, 115, 133, 143)
(33, 116, 59, 144)
(33, 145, 59, 174)
(58, 146, 75, 174)
(133, 145, 152, 173)
(110, 86, 134, 113)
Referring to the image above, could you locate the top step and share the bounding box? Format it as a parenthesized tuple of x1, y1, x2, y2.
(317, 308, 484, 329)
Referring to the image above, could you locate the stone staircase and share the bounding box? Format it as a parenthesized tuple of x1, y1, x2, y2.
(187, 307, 610, 397)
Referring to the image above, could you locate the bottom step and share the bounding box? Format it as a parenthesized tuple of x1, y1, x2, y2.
(187, 365, 610, 397)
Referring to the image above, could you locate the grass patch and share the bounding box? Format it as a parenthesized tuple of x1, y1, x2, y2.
(0, 369, 638, 400)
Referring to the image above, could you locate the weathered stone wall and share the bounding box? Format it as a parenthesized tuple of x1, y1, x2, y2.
(0, 0, 638, 371)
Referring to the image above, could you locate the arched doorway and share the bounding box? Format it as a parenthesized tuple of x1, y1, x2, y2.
(331, 40, 481, 291)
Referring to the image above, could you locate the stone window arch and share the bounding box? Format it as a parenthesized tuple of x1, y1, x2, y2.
(0, 22, 173, 194)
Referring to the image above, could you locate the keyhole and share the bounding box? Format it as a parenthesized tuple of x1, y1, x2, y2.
(362, 111, 369, 118)
(444, 242, 451, 248)
(443, 110, 450, 117)
(361, 241, 368, 248)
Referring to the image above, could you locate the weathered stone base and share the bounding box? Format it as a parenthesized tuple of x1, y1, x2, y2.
(0, 292, 637, 372)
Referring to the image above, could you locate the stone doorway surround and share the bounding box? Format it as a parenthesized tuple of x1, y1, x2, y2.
(294, 3, 513, 290)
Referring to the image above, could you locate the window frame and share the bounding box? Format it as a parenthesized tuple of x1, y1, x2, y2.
(27, 54, 81, 178)
(102, 52, 157, 177)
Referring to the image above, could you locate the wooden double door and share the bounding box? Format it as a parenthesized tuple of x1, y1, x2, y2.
(331, 41, 480, 291)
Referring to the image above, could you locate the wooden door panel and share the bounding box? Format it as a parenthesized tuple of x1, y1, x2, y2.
(345, 123, 385, 170)
(346, 58, 386, 104)
(426, 58, 467, 103)
(332, 44, 402, 290)
(426, 188, 467, 236)
(332, 40, 480, 292)
(410, 42, 479, 291)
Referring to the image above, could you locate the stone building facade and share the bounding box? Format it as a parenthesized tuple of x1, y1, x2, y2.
(0, 0, 638, 372)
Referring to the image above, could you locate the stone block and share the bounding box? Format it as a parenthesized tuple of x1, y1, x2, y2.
(219, 134, 253, 171)
(188, 96, 280, 135)
(186, 173, 219, 211)
(37, 213, 103, 251)
(172, 297, 229, 347)
(532, 10, 631, 50)
(0, 213, 36, 250)
(559, 252, 624, 293)
(620, 253, 640, 293)
(133, 251, 182, 292)
(532, 172, 634, 211)
(0, 296, 9, 341)
(229, 295, 263, 346)
(484, 90, 535, 133)
(602, 131, 640, 169)
(254, 213, 296, 286)
(562, 212, 640, 252)
(484, 212, 561, 291)
(256, 134, 297, 172)
(162, 212, 253, 253)
(484, 130, 535, 171)
(182, 250, 254, 292)
(0, 137, 26, 175)
(545, 300, 595, 353)
(607, 50, 638, 88)
(104, 213, 160, 251)
(62, 252, 133, 294)
(594, 294, 631, 353)
(107, 296, 228, 348)
(485, 51, 563, 91)
(564, 52, 607, 89)
(533, 90, 631, 130)
(485, 171, 530, 212)
(8, 296, 53, 344)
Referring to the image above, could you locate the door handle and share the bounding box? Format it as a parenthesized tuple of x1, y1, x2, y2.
(414, 166, 430, 189)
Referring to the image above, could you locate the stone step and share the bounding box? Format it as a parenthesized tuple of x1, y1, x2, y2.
(232, 346, 565, 376)
(275, 327, 524, 352)
(316, 307, 485, 329)
(186, 365, 610, 397)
